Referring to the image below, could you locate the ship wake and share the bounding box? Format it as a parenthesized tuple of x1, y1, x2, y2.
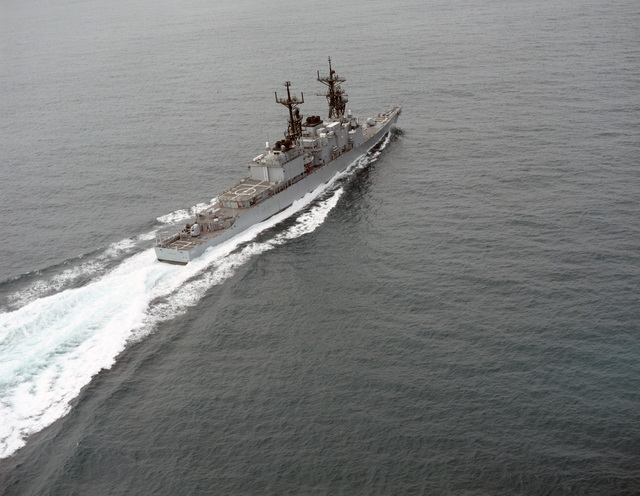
(0, 132, 392, 460)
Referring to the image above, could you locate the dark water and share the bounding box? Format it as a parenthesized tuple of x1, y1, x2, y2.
(1, 0, 639, 494)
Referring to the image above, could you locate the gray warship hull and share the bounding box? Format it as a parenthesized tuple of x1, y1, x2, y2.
(155, 60, 400, 265)
(155, 109, 399, 264)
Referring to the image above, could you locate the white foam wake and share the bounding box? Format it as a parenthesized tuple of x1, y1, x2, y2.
(5, 201, 217, 310)
(0, 131, 392, 459)
(6, 234, 150, 310)
(0, 184, 342, 460)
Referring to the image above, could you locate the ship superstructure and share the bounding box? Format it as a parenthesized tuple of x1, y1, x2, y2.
(155, 58, 401, 264)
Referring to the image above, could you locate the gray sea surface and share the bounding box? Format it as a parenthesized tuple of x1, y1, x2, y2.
(0, 0, 639, 494)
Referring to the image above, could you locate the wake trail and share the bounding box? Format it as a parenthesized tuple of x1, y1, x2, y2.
(0, 132, 392, 459)
(2, 200, 218, 311)
(0, 185, 342, 460)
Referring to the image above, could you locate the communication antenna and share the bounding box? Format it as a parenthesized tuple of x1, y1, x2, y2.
(275, 81, 304, 142)
(317, 56, 348, 119)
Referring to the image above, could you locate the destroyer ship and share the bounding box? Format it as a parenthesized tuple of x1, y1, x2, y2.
(155, 58, 401, 264)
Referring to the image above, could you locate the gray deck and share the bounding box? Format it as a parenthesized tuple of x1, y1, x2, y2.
(219, 178, 274, 203)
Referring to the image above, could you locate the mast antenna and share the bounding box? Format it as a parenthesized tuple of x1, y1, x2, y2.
(317, 56, 348, 119)
(275, 81, 304, 142)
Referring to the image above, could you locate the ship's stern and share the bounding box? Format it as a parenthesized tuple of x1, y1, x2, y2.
(155, 246, 190, 265)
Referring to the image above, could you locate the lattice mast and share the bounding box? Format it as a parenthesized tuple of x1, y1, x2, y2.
(317, 56, 348, 119)
(275, 81, 304, 142)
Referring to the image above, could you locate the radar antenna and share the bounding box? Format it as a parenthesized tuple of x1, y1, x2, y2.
(317, 56, 348, 119)
(275, 81, 304, 142)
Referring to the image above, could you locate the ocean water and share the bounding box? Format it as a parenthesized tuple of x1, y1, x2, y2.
(1, 0, 639, 494)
